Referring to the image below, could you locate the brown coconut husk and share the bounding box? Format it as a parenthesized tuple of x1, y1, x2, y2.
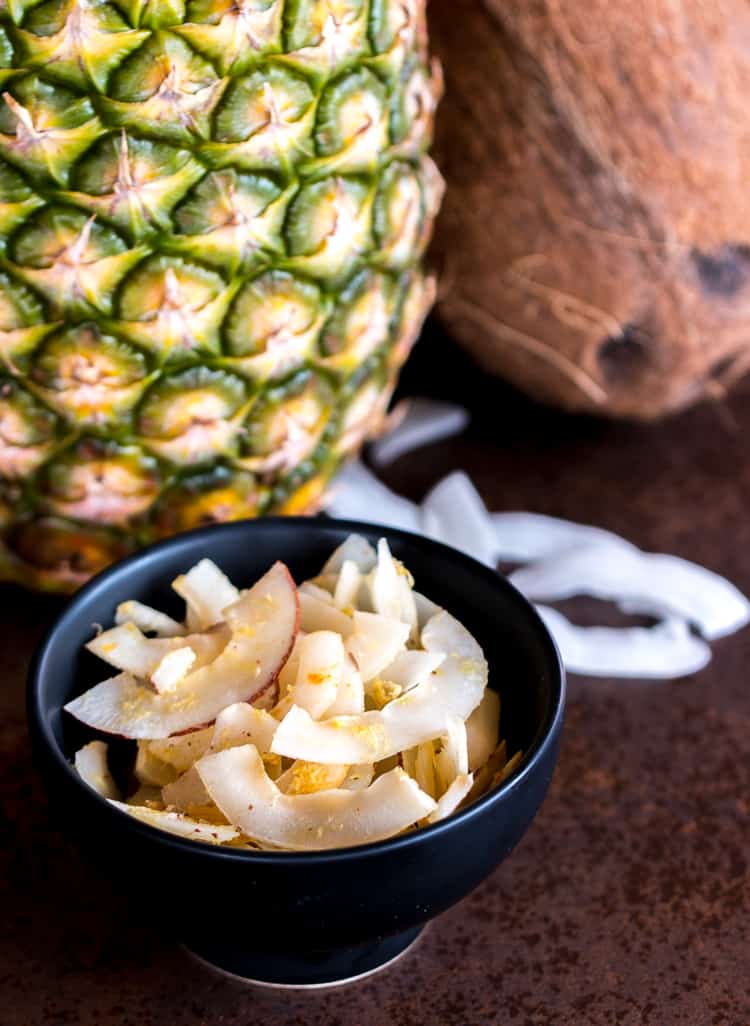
(429, 0, 750, 419)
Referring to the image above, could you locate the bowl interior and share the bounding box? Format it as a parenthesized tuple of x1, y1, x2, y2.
(32, 517, 563, 820)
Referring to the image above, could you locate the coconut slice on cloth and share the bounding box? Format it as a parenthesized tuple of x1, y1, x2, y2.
(326, 460, 422, 533)
(65, 562, 299, 738)
(196, 745, 436, 850)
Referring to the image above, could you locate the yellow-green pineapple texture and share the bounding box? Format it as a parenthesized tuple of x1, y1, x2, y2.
(0, 0, 442, 589)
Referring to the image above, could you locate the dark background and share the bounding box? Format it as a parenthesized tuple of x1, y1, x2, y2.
(3, 322, 749, 1025)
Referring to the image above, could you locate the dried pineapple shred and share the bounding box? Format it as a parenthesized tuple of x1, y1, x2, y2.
(70, 535, 518, 851)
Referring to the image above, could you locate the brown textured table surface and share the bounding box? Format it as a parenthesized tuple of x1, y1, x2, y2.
(3, 329, 750, 1026)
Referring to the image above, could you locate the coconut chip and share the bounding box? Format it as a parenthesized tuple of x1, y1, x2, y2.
(85, 622, 230, 686)
(196, 744, 437, 851)
(70, 537, 512, 851)
(323, 450, 749, 679)
(172, 558, 240, 630)
(271, 611, 487, 765)
(115, 600, 186, 638)
(65, 563, 299, 738)
(369, 399, 469, 468)
(74, 740, 120, 800)
(537, 607, 711, 679)
(108, 801, 238, 845)
(427, 774, 474, 824)
(512, 545, 750, 642)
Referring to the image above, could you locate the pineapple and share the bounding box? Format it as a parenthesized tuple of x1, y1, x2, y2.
(0, 0, 442, 590)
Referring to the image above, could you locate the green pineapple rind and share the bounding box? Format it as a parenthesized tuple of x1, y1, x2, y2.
(0, 0, 441, 590)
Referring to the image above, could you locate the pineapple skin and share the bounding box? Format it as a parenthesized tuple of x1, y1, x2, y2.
(0, 0, 442, 590)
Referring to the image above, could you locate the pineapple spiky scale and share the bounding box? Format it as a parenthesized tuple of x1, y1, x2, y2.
(0, 0, 441, 590)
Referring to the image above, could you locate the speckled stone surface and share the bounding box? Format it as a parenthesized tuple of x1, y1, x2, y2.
(4, 330, 750, 1026)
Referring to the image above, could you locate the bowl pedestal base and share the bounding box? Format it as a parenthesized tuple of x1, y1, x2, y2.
(182, 926, 424, 988)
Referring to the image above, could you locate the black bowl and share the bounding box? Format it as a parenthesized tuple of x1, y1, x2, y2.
(27, 517, 565, 987)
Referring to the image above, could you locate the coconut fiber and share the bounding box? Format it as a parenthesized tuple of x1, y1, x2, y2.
(430, 0, 750, 418)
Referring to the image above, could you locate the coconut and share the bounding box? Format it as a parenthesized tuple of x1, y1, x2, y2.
(429, 0, 750, 418)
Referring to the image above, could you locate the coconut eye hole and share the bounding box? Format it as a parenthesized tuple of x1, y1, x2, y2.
(692, 245, 750, 298)
(597, 324, 651, 386)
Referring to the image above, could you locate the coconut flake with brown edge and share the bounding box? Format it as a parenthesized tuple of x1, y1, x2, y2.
(196, 744, 436, 851)
(64, 562, 299, 738)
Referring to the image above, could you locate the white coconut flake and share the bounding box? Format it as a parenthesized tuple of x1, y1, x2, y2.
(345, 611, 410, 682)
(323, 454, 750, 680)
(299, 592, 354, 636)
(368, 538, 417, 631)
(108, 800, 238, 845)
(161, 766, 209, 812)
(537, 606, 711, 679)
(422, 472, 499, 567)
(145, 730, 213, 776)
(414, 591, 443, 628)
(427, 773, 474, 824)
(272, 613, 487, 765)
(65, 563, 298, 738)
(333, 559, 363, 610)
(151, 646, 197, 692)
(369, 399, 469, 468)
(289, 631, 345, 720)
(434, 715, 469, 793)
(115, 600, 186, 637)
(326, 654, 365, 715)
(196, 745, 436, 850)
(512, 546, 750, 642)
(74, 740, 120, 800)
(172, 558, 240, 629)
(492, 512, 631, 562)
(210, 702, 279, 754)
(86, 622, 229, 680)
(466, 689, 501, 773)
(380, 649, 445, 691)
(322, 534, 377, 574)
(326, 460, 422, 533)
